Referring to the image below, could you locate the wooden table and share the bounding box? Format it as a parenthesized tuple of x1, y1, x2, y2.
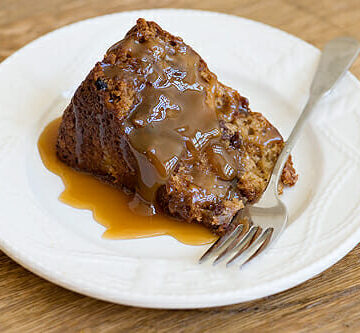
(1, 0, 360, 331)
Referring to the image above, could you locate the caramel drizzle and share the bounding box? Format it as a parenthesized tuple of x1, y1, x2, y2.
(73, 105, 83, 165)
(101, 34, 241, 212)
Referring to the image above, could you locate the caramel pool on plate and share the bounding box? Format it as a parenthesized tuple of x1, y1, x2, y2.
(38, 118, 216, 245)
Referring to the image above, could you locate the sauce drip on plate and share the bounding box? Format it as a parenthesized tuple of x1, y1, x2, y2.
(38, 118, 216, 245)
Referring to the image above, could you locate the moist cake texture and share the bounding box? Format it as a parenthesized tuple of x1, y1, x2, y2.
(56, 18, 297, 234)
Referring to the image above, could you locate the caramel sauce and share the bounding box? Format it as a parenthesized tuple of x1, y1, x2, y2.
(38, 118, 216, 245)
(93, 34, 241, 212)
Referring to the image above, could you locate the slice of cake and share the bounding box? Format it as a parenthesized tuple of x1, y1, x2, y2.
(57, 18, 297, 235)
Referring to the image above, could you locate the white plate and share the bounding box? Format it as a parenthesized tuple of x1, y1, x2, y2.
(1, 9, 360, 309)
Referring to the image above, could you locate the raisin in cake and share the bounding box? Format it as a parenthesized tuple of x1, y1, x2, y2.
(57, 18, 297, 235)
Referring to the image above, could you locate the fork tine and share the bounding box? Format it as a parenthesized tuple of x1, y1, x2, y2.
(226, 228, 273, 268)
(198, 224, 243, 263)
(213, 226, 258, 266)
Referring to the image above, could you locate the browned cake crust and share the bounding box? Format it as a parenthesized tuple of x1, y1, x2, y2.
(57, 18, 297, 235)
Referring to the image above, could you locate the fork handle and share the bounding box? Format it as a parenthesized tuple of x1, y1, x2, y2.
(271, 36, 360, 188)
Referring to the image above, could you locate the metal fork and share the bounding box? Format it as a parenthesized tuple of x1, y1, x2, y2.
(199, 36, 360, 268)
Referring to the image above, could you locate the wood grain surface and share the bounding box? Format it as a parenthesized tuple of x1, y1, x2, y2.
(1, 0, 360, 332)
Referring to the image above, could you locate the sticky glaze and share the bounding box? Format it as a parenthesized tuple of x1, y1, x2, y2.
(97, 34, 240, 212)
